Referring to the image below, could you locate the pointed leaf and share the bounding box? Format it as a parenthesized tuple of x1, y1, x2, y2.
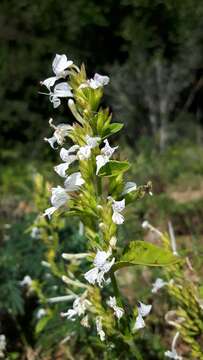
(102, 123, 124, 137)
(112, 241, 181, 271)
(98, 160, 130, 177)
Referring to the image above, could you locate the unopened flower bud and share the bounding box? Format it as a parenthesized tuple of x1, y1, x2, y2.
(110, 236, 117, 248)
(142, 220, 150, 229)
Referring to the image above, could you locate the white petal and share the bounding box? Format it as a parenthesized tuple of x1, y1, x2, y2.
(122, 182, 137, 195)
(102, 257, 115, 273)
(84, 267, 99, 285)
(50, 95, 61, 108)
(54, 82, 73, 98)
(101, 139, 118, 158)
(96, 317, 105, 341)
(151, 278, 166, 293)
(60, 146, 79, 162)
(94, 250, 110, 268)
(142, 220, 150, 229)
(164, 350, 182, 359)
(42, 76, 57, 90)
(96, 154, 109, 174)
(64, 172, 85, 191)
(43, 206, 57, 219)
(112, 199, 125, 213)
(94, 73, 110, 86)
(51, 186, 68, 208)
(52, 54, 73, 76)
(78, 145, 91, 160)
(114, 306, 124, 319)
(54, 163, 70, 178)
(44, 136, 57, 149)
(86, 135, 101, 148)
(107, 296, 117, 308)
(133, 314, 145, 330)
(138, 302, 152, 317)
(112, 211, 124, 225)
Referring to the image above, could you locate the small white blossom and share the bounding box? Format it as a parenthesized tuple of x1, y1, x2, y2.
(40, 82, 73, 108)
(122, 182, 137, 195)
(31, 226, 41, 239)
(64, 172, 85, 191)
(96, 316, 105, 341)
(109, 197, 125, 225)
(20, 275, 32, 287)
(107, 296, 124, 319)
(0, 335, 6, 358)
(78, 135, 101, 160)
(165, 350, 182, 360)
(96, 139, 118, 174)
(133, 301, 152, 331)
(44, 186, 69, 218)
(84, 250, 115, 287)
(80, 73, 109, 90)
(61, 296, 91, 321)
(41, 54, 73, 89)
(142, 220, 150, 229)
(152, 278, 167, 293)
(54, 145, 79, 177)
(44, 119, 72, 149)
(77, 145, 92, 160)
(165, 332, 182, 360)
(36, 308, 47, 319)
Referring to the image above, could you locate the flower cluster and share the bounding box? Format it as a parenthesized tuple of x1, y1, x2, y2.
(41, 53, 152, 342)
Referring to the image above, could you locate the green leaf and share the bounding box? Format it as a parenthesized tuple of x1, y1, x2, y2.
(102, 123, 124, 137)
(199, 285, 203, 299)
(35, 315, 50, 335)
(98, 160, 130, 177)
(112, 241, 181, 271)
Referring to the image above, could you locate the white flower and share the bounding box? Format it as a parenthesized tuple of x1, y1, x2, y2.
(107, 296, 124, 319)
(80, 73, 109, 90)
(78, 135, 101, 160)
(165, 332, 182, 360)
(61, 296, 91, 321)
(41, 54, 73, 89)
(122, 182, 137, 195)
(77, 145, 92, 160)
(44, 186, 69, 218)
(109, 197, 125, 225)
(40, 82, 73, 108)
(96, 316, 105, 341)
(36, 308, 47, 319)
(20, 275, 32, 287)
(152, 278, 167, 293)
(44, 119, 73, 149)
(0, 335, 6, 357)
(84, 250, 115, 287)
(64, 172, 85, 191)
(54, 145, 79, 177)
(165, 350, 182, 360)
(133, 301, 152, 331)
(52, 54, 73, 77)
(142, 220, 150, 229)
(96, 139, 118, 174)
(31, 226, 41, 239)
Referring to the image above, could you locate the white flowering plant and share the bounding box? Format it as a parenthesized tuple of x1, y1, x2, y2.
(40, 54, 181, 352)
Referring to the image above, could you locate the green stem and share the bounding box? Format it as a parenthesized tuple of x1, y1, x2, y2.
(110, 271, 122, 307)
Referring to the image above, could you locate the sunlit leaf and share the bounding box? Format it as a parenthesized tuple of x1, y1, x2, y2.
(112, 241, 181, 271)
(98, 160, 130, 177)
